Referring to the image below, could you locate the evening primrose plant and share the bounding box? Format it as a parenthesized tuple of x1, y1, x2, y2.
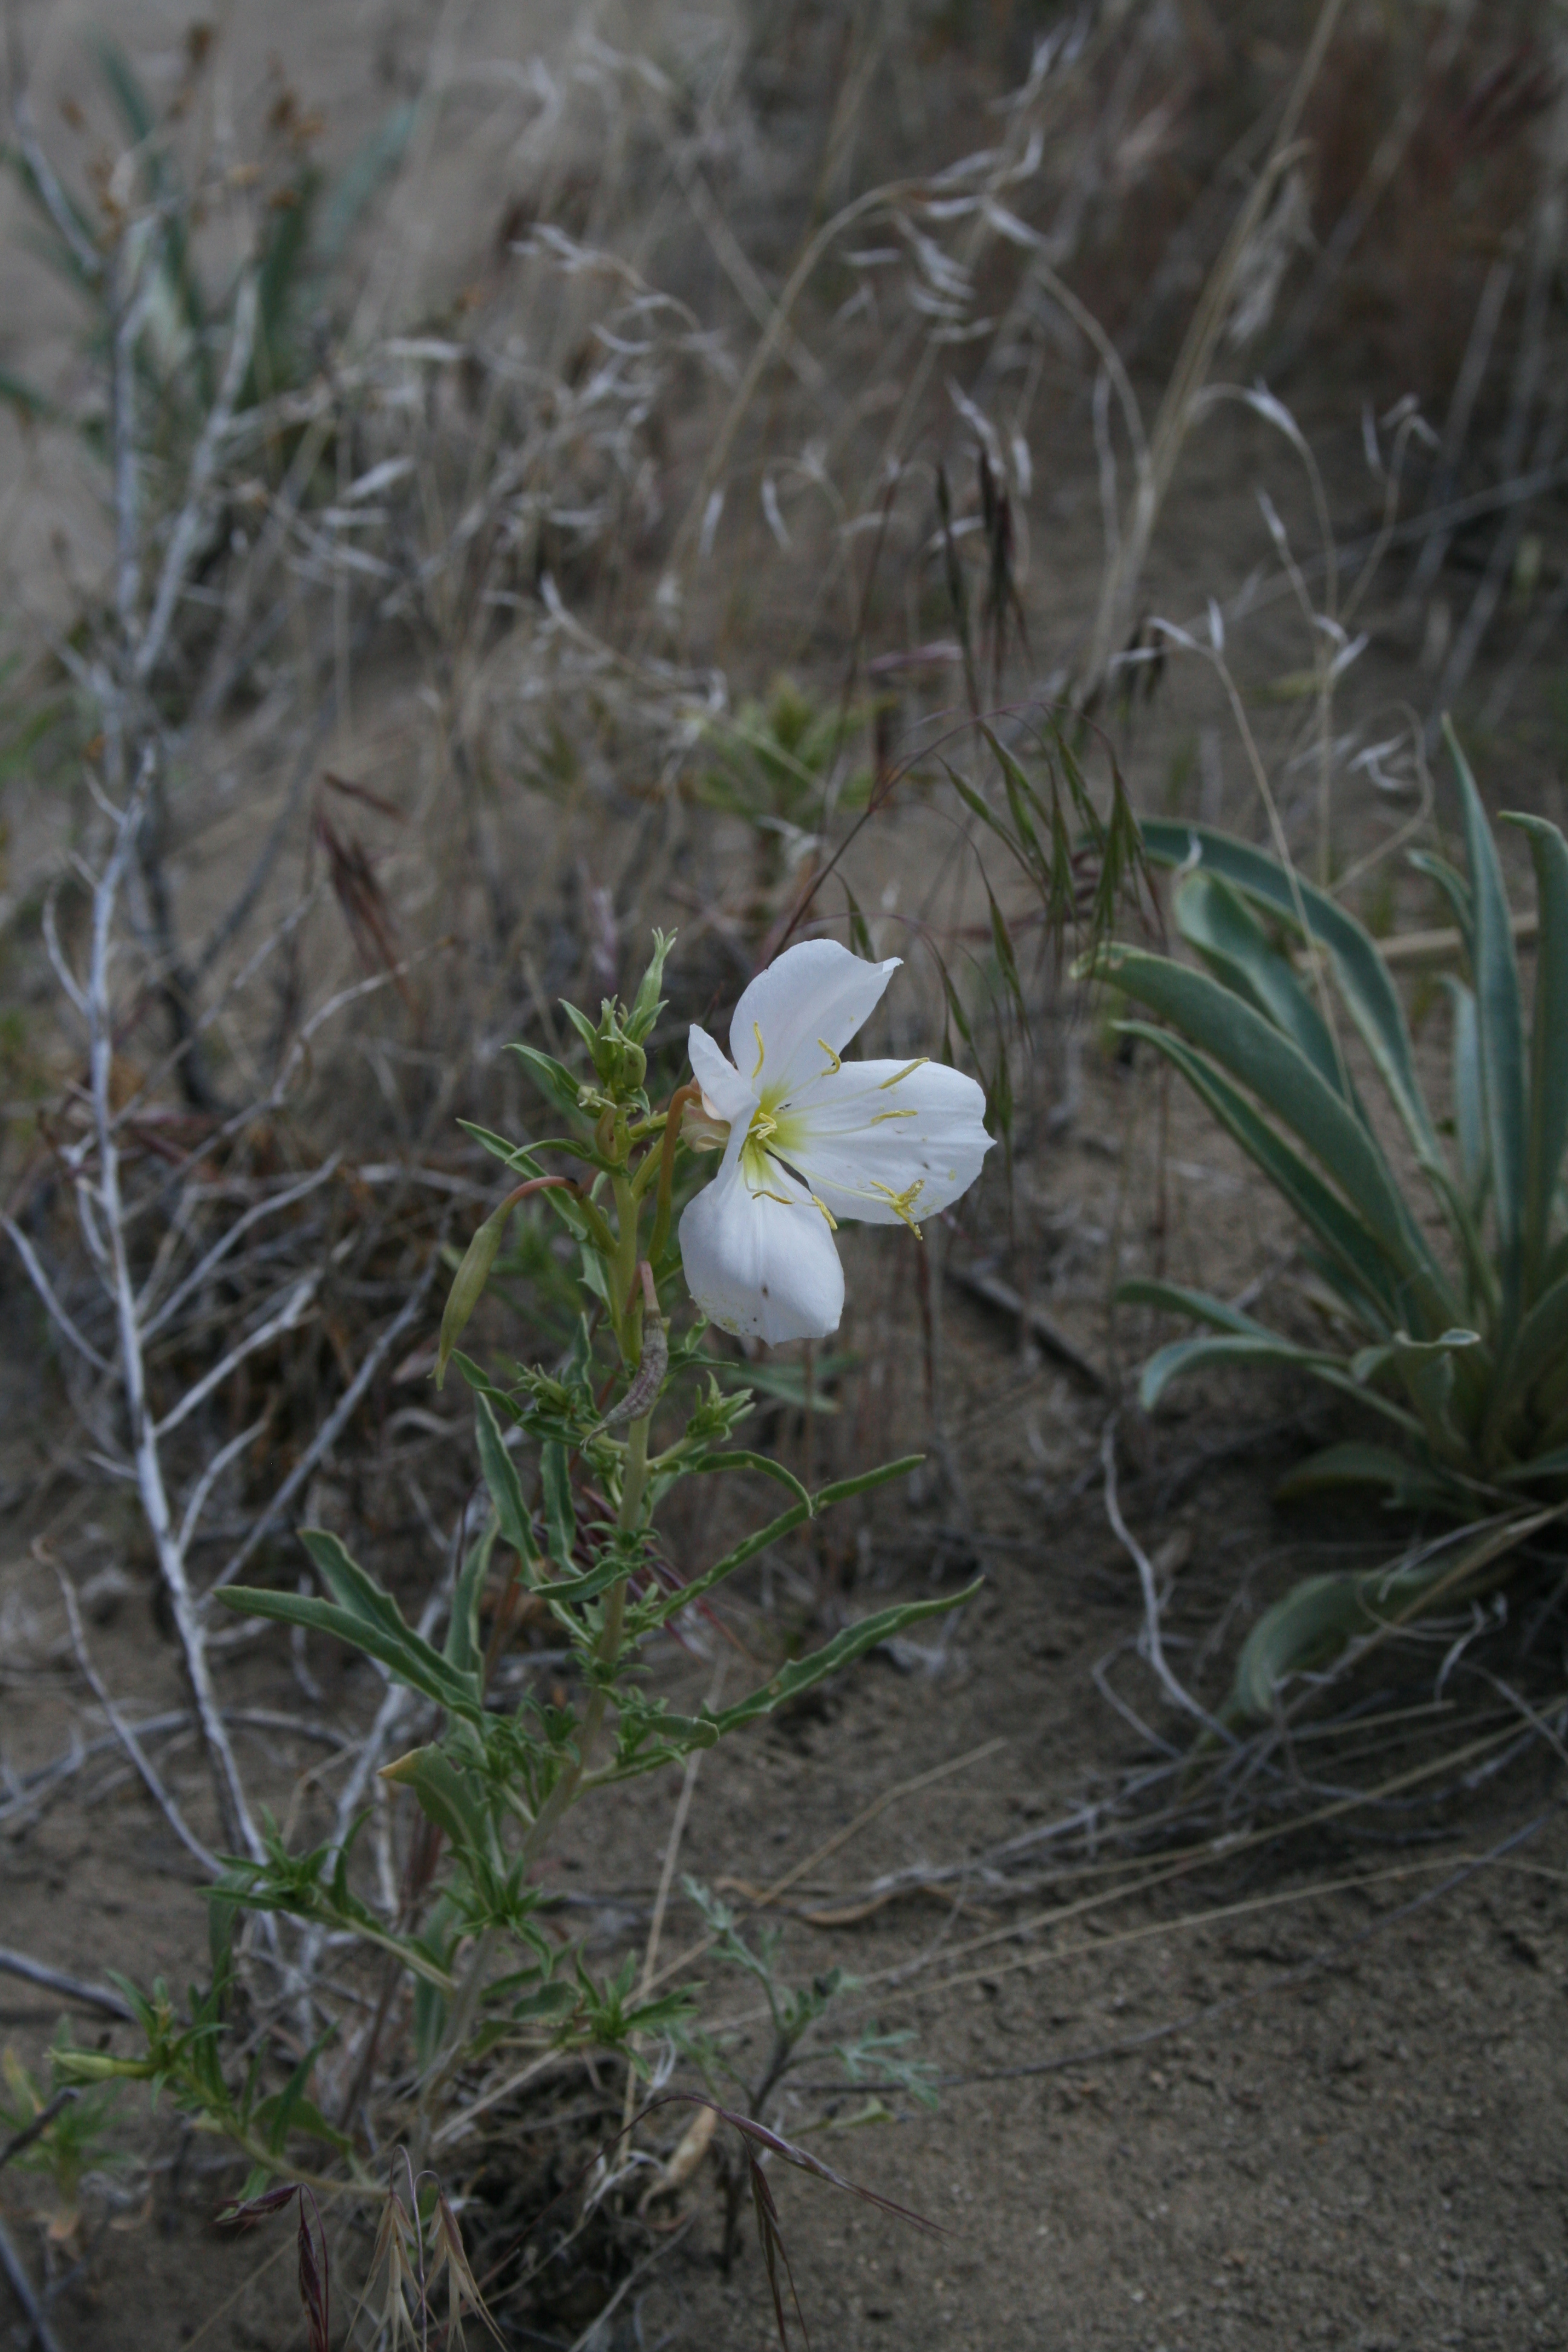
(60, 933, 986, 2192)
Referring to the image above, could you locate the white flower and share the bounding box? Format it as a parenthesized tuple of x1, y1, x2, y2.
(677, 938, 993, 1344)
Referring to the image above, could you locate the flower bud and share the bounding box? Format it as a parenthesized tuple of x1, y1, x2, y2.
(436, 1198, 510, 1387)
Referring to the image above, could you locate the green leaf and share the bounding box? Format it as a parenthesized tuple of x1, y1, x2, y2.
(811, 1454, 925, 1509)
(1099, 946, 1449, 1320)
(1140, 818, 1444, 1172)
(220, 1532, 481, 1721)
(1228, 1511, 1551, 1720)
(1118, 1275, 1281, 1339)
(313, 100, 416, 273)
(446, 1516, 496, 1677)
(1175, 869, 1353, 1104)
(984, 878, 1026, 1025)
(708, 1586, 979, 1732)
(1506, 811, 1568, 1293)
(1498, 1273, 1568, 1415)
(1117, 1024, 1396, 1326)
(1444, 978, 1485, 1206)
(842, 883, 875, 960)
(690, 1450, 812, 1511)
(1448, 727, 1527, 1306)
(380, 1745, 493, 1853)
(1273, 1442, 1459, 1508)
(474, 1390, 535, 1560)
(1406, 849, 1474, 959)
(981, 726, 1048, 880)
(1351, 1327, 1482, 1455)
(92, 31, 155, 145)
(508, 1043, 589, 1125)
(656, 1454, 921, 1620)
(1135, 1331, 1366, 1414)
(541, 1440, 576, 1569)
(455, 1120, 547, 1179)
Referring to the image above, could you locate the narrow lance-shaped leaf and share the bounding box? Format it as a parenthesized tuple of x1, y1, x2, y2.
(1443, 978, 1485, 1209)
(220, 1530, 482, 1721)
(1174, 871, 1351, 1106)
(1098, 944, 1452, 1323)
(1505, 812, 1568, 1293)
(1446, 719, 1526, 1312)
(473, 1389, 535, 1561)
(1117, 1021, 1397, 1328)
(1229, 1509, 1554, 1720)
(655, 1585, 981, 1752)
(445, 1515, 497, 1678)
(541, 1440, 577, 1570)
(1140, 817, 1445, 1174)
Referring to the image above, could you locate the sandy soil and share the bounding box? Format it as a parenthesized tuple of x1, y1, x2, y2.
(4, 5, 1568, 2350)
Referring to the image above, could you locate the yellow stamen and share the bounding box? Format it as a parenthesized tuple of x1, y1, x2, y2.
(870, 1107, 917, 1124)
(871, 1178, 924, 1236)
(751, 1021, 766, 1079)
(809, 1193, 838, 1230)
(817, 1037, 841, 1077)
(877, 1057, 928, 1090)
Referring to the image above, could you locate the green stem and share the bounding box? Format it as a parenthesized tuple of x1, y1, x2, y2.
(609, 1172, 641, 1354)
(411, 1411, 653, 2154)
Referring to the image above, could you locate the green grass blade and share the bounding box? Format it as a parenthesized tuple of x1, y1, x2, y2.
(1140, 817, 1445, 1172)
(313, 102, 417, 273)
(1504, 812, 1568, 1293)
(1445, 720, 1526, 1304)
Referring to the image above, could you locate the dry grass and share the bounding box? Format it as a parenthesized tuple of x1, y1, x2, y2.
(5, 1, 1568, 2343)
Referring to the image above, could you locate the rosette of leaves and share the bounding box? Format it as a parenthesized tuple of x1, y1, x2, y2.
(696, 676, 880, 886)
(1093, 725, 1568, 1717)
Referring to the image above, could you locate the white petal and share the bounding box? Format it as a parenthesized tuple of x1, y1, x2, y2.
(729, 939, 900, 1094)
(679, 1157, 844, 1343)
(786, 1059, 991, 1224)
(687, 1024, 756, 1125)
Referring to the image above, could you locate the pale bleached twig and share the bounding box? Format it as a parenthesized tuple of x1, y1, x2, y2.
(0, 1947, 134, 2023)
(175, 1417, 270, 1560)
(1100, 1418, 1234, 1747)
(139, 1156, 340, 1337)
(203, 1250, 443, 1604)
(51, 1561, 219, 1875)
(135, 273, 258, 687)
(151, 1272, 319, 1442)
(1, 1218, 113, 1374)
(80, 759, 264, 1861)
(0, 2213, 65, 2352)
